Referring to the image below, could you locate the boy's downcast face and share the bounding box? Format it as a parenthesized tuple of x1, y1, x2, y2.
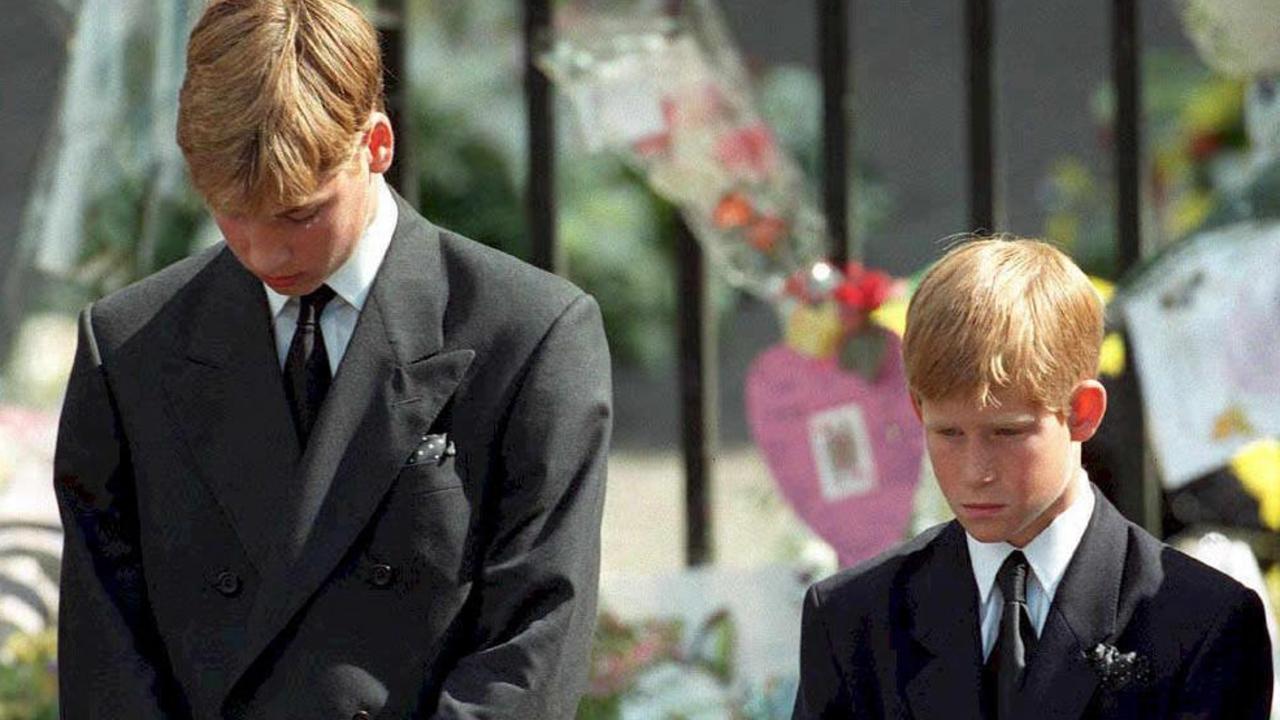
(915, 385, 1099, 547)
(215, 164, 374, 297)
(211, 114, 393, 297)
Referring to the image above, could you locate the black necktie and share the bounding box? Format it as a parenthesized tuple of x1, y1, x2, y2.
(284, 285, 337, 447)
(983, 550, 1037, 719)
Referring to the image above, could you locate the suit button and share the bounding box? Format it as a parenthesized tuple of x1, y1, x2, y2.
(370, 564, 394, 588)
(214, 570, 241, 597)
(352, 711, 371, 720)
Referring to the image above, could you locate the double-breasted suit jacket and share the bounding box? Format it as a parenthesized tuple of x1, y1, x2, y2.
(793, 488, 1273, 719)
(54, 193, 612, 719)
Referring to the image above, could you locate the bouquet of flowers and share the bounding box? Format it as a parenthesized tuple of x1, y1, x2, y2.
(780, 261, 907, 380)
(580, 609, 738, 719)
(539, 0, 827, 298)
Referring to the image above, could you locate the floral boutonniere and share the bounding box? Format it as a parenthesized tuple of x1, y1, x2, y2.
(1085, 642, 1151, 691)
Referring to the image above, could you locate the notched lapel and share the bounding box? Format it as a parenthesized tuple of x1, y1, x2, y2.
(1013, 488, 1128, 720)
(904, 523, 986, 720)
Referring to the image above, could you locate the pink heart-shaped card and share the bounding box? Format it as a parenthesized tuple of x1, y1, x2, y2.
(745, 334, 924, 567)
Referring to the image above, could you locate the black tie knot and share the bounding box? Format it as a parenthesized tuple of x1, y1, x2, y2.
(285, 283, 336, 447)
(299, 285, 337, 322)
(996, 550, 1029, 605)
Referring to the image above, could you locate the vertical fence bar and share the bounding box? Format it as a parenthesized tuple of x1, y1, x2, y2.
(1113, 0, 1141, 274)
(820, 0, 851, 264)
(662, 0, 714, 567)
(376, 0, 417, 205)
(965, 0, 994, 234)
(525, 0, 559, 274)
(1111, 0, 1158, 533)
(677, 221, 716, 566)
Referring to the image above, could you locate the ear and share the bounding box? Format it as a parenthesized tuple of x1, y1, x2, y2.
(909, 392, 924, 424)
(1067, 379, 1107, 442)
(363, 111, 395, 175)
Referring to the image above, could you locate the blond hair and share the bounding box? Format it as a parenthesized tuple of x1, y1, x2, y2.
(177, 0, 385, 215)
(902, 236, 1104, 413)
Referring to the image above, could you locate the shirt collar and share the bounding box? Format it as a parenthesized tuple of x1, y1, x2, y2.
(966, 470, 1096, 606)
(264, 174, 398, 318)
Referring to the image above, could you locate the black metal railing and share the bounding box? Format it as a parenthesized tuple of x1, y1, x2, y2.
(1109, 0, 1156, 532)
(967, 0, 995, 234)
(379, 0, 1155, 564)
(524, 0, 560, 274)
(821, 0, 852, 266)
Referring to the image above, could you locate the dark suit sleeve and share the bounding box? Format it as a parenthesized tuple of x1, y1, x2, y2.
(1173, 587, 1273, 719)
(793, 584, 854, 719)
(53, 307, 190, 718)
(431, 293, 611, 719)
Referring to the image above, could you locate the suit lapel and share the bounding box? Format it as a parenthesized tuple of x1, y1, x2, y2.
(1013, 487, 1129, 720)
(161, 250, 301, 574)
(904, 522, 987, 720)
(223, 192, 475, 701)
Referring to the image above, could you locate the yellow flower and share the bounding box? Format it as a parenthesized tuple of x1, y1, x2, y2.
(785, 301, 842, 359)
(871, 297, 908, 338)
(1231, 438, 1280, 531)
(1089, 276, 1116, 304)
(1099, 333, 1126, 378)
(1179, 78, 1244, 134)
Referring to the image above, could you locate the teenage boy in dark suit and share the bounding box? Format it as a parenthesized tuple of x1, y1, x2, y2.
(54, 1, 611, 717)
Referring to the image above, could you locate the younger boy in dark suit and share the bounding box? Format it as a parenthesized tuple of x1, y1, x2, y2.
(793, 238, 1273, 719)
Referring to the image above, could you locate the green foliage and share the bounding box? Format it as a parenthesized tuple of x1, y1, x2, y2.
(413, 103, 529, 257)
(0, 630, 58, 720)
(1042, 50, 1250, 278)
(77, 174, 206, 297)
(560, 159, 685, 369)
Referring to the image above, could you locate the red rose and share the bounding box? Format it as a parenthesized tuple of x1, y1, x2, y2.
(834, 263, 893, 312)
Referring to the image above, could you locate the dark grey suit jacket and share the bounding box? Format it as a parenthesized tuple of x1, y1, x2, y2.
(793, 488, 1274, 719)
(53, 193, 612, 719)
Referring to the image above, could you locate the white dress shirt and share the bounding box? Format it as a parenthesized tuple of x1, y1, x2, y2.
(966, 470, 1096, 660)
(264, 175, 398, 373)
